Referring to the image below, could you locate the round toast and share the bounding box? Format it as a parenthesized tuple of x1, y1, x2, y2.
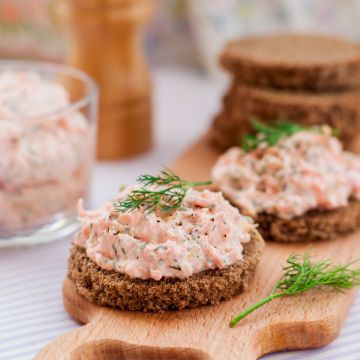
(68, 231, 264, 312)
(221, 34, 360, 90)
(256, 199, 360, 243)
(211, 84, 360, 151)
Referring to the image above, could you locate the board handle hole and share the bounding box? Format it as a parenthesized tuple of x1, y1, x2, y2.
(68, 339, 212, 360)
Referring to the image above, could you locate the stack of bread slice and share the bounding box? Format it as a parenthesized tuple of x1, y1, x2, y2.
(211, 34, 360, 151)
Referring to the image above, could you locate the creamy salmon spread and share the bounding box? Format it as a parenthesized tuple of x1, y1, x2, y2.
(0, 71, 93, 232)
(74, 188, 257, 280)
(212, 131, 360, 220)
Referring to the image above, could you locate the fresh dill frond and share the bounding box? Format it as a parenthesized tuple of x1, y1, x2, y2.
(230, 252, 360, 327)
(137, 168, 182, 187)
(242, 119, 308, 151)
(113, 168, 212, 214)
(241, 119, 340, 152)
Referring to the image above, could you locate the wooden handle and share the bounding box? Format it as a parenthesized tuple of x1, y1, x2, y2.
(33, 279, 214, 359)
(34, 323, 212, 360)
(68, 340, 213, 360)
(33, 323, 102, 360)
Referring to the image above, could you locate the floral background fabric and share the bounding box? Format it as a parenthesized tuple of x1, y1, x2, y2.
(1, 0, 360, 76)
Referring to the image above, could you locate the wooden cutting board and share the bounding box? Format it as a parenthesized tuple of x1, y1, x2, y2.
(35, 134, 360, 360)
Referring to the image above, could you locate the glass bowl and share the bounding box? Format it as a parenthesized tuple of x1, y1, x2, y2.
(0, 61, 98, 247)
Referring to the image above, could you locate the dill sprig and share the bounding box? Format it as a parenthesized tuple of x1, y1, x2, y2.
(242, 119, 307, 151)
(114, 168, 212, 214)
(230, 252, 360, 328)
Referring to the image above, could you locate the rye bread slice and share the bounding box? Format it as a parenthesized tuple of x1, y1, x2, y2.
(211, 84, 360, 151)
(211, 113, 245, 152)
(67, 232, 264, 312)
(221, 34, 360, 90)
(256, 200, 360, 243)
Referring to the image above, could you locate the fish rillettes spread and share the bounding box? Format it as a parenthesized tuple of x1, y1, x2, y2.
(212, 130, 360, 220)
(74, 188, 257, 281)
(0, 71, 93, 232)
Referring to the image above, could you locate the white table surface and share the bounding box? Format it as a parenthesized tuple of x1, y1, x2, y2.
(0, 68, 359, 360)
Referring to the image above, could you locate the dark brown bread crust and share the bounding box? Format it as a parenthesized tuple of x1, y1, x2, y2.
(211, 113, 246, 152)
(67, 233, 264, 312)
(221, 34, 360, 91)
(256, 199, 360, 242)
(211, 84, 360, 151)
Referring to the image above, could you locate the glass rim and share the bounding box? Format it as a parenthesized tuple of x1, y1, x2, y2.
(0, 60, 99, 122)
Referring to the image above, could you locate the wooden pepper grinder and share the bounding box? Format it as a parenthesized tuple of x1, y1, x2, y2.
(57, 0, 153, 159)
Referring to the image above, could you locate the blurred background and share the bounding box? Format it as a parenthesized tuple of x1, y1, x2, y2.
(2, 0, 360, 78)
(2, 2, 360, 359)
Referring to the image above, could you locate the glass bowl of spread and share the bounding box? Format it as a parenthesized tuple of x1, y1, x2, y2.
(0, 61, 98, 247)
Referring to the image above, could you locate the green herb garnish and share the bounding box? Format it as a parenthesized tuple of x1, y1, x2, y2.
(154, 245, 167, 251)
(169, 265, 182, 271)
(112, 244, 118, 258)
(114, 168, 212, 214)
(242, 119, 308, 151)
(230, 252, 360, 328)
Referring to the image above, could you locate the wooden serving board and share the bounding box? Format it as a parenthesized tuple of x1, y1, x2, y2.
(35, 135, 360, 360)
